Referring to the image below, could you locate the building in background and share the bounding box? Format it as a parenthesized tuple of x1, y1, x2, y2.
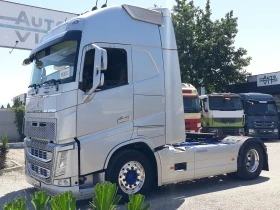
(227, 71, 280, 110)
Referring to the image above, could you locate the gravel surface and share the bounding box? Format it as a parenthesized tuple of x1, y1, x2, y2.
(0, 141, 279, 209)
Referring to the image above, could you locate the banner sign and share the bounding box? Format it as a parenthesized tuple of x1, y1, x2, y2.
(257, 72, 280, 87)
(0, 1, 77, 50)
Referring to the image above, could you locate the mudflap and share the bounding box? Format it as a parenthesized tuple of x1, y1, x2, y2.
(222, 136, 269, 171)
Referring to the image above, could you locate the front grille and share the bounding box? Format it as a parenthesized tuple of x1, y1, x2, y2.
(26, 138, 55, 184)
(27, 148, 52, 162)
(214, 118, 243, 123)
(254, 122, 274, 127)
(24, 120, 56, 141)
(221, 129, 238, 136)
(28, 163, 51, 179)
(25, 138, 55, 152)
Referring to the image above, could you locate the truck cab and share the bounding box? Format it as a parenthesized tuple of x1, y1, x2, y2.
(200, 93, 244, 137)
(182, 83, 201, 132)
(239, 93, 278, 139)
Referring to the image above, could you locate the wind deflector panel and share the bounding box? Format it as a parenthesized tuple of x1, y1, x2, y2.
(122, 4, 163, 25)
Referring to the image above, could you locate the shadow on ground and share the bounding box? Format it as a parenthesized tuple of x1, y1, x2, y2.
(0, 188, 36, 209)
(0, 175, 269, 210)
(77, 174, 269, 210)
(147, 175, 269, 210)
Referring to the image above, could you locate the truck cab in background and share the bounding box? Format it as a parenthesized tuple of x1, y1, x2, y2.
(182, 83, 201, 132)
(200, 93, 244, 137)
(239, 93, 278, 139)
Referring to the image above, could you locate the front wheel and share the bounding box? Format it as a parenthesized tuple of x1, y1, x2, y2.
(105, 150, 152, 200)
(237, 143, 264, 180)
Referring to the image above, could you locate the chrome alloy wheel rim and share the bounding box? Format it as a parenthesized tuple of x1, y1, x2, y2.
(246, 149, 259, 173)
(118, 161, 145, 194)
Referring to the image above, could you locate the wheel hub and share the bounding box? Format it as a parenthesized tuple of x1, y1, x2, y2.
(118, 161, 145, 194)
(246, 149, 260, 173)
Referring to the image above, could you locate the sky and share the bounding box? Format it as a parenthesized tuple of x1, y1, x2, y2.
(0, 0, 280, 106)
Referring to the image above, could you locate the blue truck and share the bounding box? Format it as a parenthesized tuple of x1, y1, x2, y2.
(239, 93, 278, 139)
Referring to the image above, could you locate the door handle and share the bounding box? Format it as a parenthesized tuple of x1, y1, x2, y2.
(117, 115, 131, 123)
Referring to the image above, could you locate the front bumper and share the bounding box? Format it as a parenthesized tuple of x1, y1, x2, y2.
(25, 175, 94, 200)
(247, 129, 278, 139)
(205, 127, 243, 137)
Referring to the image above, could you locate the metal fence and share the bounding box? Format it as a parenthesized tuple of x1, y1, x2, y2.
(0, 109, 20, 142)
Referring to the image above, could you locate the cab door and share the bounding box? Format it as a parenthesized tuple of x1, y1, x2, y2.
(77, 43, 133, 139)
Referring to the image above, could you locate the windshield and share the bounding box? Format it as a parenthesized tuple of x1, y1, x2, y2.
(209, 96, 242, 111)
(246, 102, 277, 116)
(29, 40, 79, 86)
(183, 97, 200, 113)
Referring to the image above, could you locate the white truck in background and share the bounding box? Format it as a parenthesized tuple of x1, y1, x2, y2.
(200, 93, 245, 137)
(23, 5, 268, 200)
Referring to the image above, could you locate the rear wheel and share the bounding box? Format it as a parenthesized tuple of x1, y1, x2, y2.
(237, 143, 264, 180)
(106, 150, 152, 201)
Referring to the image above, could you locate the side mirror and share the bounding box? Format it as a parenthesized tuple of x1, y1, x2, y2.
(22, 57, 32, 66)
(101, 49, 107, 70)
(83, 44, 107, 103)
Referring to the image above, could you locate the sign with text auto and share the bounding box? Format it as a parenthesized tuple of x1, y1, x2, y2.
(257, 72, 280, 87)
(0, 1, 77, 50)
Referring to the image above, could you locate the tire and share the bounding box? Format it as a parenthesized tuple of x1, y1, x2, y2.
(237, 143, 264, 180)
(105, 150, 152, 201)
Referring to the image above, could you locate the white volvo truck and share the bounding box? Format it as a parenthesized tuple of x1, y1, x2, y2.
(23, 5, 268, 200)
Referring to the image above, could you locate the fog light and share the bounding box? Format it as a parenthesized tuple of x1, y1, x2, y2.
(274, 129, 278, 133)
(54, 178, 71, 186)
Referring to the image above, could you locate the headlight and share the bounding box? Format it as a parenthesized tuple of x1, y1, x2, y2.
(55, 151, 68, 177)
(248, 129, 255, 134)
(274, 129, 278, 133)
(53, 178, 71, 186)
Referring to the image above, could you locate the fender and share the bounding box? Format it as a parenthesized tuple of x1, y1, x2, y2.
(222, 136, 269, 171)
(103, 137, 163, 186)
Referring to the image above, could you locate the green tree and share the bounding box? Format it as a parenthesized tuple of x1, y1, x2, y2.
(6, 103, 11, 108)
(12, 97, 22, 108)
(172, 0, 251, 92)
(1, 105, 4, 108)
(12, 97, 25, 141)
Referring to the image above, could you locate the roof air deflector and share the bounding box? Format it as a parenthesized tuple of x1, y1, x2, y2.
(122, 4, 163, 25)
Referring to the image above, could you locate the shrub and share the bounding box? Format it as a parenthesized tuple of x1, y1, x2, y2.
(90, 182, 122, 210)
(49, 191, 76, 210)
(1, 134, 9, 152)
(31, 190, 50, 210)
(2, 197, 26, 210)
(0, 135, 9, 170)
(126, 194, 151, 210)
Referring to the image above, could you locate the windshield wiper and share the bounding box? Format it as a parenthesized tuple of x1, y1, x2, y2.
(28, 83, 37, 88)
(41, 79, 61, 85)
(41, 79, 61, 91)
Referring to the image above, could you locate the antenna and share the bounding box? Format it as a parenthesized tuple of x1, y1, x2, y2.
(92, 0, 98, 11)
(9, 41, 19, 54)
(101, 0, 108, 8)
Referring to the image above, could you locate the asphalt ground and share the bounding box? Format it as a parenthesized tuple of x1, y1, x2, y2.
(0, 140, 279, 210)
